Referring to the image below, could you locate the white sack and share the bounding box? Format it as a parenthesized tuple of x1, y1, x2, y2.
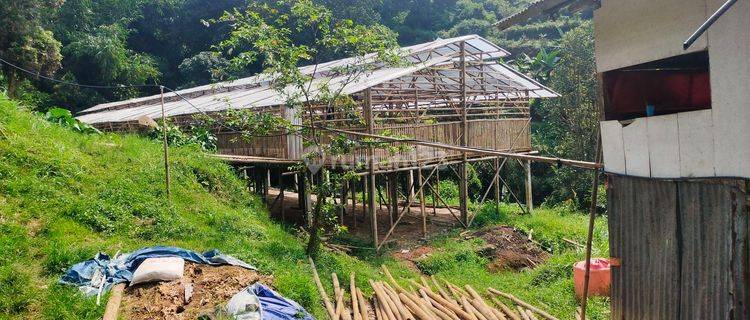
(130, 257, 185, 286)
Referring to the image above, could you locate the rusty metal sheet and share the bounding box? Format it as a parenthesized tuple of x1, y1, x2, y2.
(608, 175, 749, 319)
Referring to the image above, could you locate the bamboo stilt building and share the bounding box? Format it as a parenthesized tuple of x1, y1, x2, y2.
(77, 34, 557, 246)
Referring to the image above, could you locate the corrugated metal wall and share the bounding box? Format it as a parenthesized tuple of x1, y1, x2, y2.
(607, 175, 748, 319)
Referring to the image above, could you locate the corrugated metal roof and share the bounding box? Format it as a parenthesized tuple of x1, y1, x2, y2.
(495, 0, 599, 30)
(77, 34, 557, 124)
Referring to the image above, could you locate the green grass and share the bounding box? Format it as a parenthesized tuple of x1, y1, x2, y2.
(0, 97, 407, 319)
(0, 96, 609, 319)
(408, 203, 610, 319)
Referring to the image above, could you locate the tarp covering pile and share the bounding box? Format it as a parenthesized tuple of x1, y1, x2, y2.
(60, 246, 312, 320)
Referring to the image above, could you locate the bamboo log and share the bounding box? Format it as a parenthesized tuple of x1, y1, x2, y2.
(461, 296, 485, 320)
(102, 283, 125, 320)
(487, 289, 558, 320)
(375, 298, 385, 320)
(371, 280, 400, 320)
(517, 307, 531, 320)
(398, 293, 435, 320)
(490, 296, 521, 320)
(334, 281, 345, 320)
(357, 288, 369, 320)
(401, 289, 440, 320)
(424, 292, 461, 320)
(469, 298, 500, 320)
(431, 276, 456, 304)
(333, 273, 353, 320)
(309, 258, 336, 319)
(382, 282, 414, 320)
(420, 286, 475, 320)
(525, 310, 539, 320)
(351, 273, 361, 320)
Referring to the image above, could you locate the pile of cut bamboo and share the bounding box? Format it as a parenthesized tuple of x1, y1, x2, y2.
(310, 259, 560, 320)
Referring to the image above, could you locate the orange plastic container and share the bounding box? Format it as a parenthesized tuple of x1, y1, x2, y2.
(573, 258, 611, 299)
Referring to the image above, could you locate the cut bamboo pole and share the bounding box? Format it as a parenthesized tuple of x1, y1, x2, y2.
(468, 298, 499, 320)
(375, 298, 384, 320)
(525, 310, 539, 320)
(381, 265, 406, 292)
(425, 292, 461, 320)
(351, 273, 361, 320)
(334, 284, 345, 320)
(382, 282, 414, 320)
(420, 287, 474, 320)
(490, 296, 521, 320)
(420, 277, 432, 291)
(333, 273, 352, 320)
(309, 258, 336, 319)
(102, 283, 125, 320)
(487, 289, 558, 320)
(431, 276, 456, 304)
(398, 293, 434, 320)
(517, 307, 531, 320)
(357, 288, 368, 320)
(401, 289, 439, 320)
(371, 280, 400, 320)
(461, 296, 485, 320)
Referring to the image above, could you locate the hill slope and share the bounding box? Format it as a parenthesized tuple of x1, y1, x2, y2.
(0, 96, 382, 319)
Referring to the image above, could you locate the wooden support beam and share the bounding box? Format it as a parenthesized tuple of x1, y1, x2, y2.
(365, 88, 378, 247)
(279, 173, 286, 221)
(525, 160, 533, 214)
(388, 172, 399, 227)
(418, 167, 427, 238)
(459, 41, 469, 228)
(494, 157, 501, 213)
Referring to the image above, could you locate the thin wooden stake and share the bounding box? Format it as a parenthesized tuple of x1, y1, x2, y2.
(159, 86, 171, 200)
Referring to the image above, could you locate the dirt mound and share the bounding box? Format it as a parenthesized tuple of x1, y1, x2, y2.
(472, 226, 548, 271)
(122, 262, 272, 320)
(393, 246, 434, 271)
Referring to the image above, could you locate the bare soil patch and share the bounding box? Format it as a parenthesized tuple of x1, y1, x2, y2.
(122, 262, 272, 320)
(392, 245, 434, 271)
(472, 226, 549, 271)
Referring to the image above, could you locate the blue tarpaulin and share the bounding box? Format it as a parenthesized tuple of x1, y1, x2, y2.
(250, 283, 314, 320)
(60, 246, 255, 295)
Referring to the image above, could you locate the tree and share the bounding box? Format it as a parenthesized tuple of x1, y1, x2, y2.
(0, 0, 63, 98)
(532, 21, 597, 207)
(216, 0, 401, 258)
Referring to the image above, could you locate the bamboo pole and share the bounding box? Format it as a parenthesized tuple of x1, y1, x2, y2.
(462, 296, 486, 320)
(490, 296, 521, 320)
(580, 134, 603, 320)
(399, 293, 434, 320)
(351, 273, 361, 320)
(517, 307, 531, 320)
(357, 288, 368, 320)
(159, 86, 171, 199)
(382, 282, 414, 320)
(309, 258, 336, 318)
(487, 289, 558, 320)
(371, 280, 400, 320)
(418, 167, 427, 238)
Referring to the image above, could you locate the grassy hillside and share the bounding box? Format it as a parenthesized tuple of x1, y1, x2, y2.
(0, 96, 392, 319)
